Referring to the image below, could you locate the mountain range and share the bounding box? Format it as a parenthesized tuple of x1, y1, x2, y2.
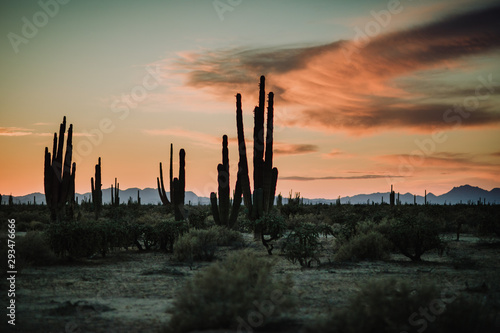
(1, 185, 499, 206)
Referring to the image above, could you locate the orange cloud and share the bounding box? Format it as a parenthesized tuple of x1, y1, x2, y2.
(0, 127, 33, 136)
(172, 4, 500, 135)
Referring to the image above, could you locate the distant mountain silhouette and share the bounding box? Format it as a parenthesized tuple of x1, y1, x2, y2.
(303, 185, 500, 205)
(1, 184, 498, 205)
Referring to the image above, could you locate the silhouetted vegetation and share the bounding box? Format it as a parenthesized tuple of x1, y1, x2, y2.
(157, 143, 186, 221)
(165, 250, 295, 333)
(44, 116, 76, 222)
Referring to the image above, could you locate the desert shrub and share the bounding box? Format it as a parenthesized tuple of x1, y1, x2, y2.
(165, 249, 295, 332)
(254, 212, 287, 255)
(155, 219, 189, 252)
(173, 228, 218, 262)
(331, 221, 357, 245)
(47, 220, 101, 258)
(29, 221, 46, 231)
(187, 206, 210, 229)
(476, 208, 500, 237)
(15, 221, 30, 232)
(282, 223, 330, 267)
(382, 213, 444, 261)
(47, 219, 131, 258)
(335, 230, 391, 262)
(308, 278, 497, 333)
(16, 231, 57, 266)
(209, 225, 244, 247)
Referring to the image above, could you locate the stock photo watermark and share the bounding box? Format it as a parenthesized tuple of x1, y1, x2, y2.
(73, 64, 163, 162)
(237, 289, 287, 333)
(342, 0, 406, 64)
(213, 0, 243, 21)
(7, 0, 71, 54)
(386, 73, 498, 186)
(402, 280, 460, 333)
(6, 219, 17, 327)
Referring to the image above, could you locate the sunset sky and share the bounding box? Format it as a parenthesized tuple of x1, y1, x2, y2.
(1, 0, 499, 199)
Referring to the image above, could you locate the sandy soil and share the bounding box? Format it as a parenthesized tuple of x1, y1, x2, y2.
(12, 233, 500, 333)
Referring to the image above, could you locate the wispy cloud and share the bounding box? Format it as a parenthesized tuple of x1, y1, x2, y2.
(0, 127, 33, 136)
(274, 143, 317, 155)
(281, 174, 403, 181)
(173, 3, 500, 134)
(380, 152, 500, 169)
(322, 149, 349, 159)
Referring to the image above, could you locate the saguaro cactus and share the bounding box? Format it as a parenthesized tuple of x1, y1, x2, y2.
(390, 185, 395, 207)
(157, 144, 186, 220)
(44, 116, 76, 222)
(210, 135, 242, 228)
(209, 76, 278, 237)
(111, 178, 119, 206)
(236, 76, 278, 221)
(91, 157, 102, 219)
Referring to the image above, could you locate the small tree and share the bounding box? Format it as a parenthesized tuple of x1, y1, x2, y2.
(282, 223, 330, 267)
(384, 212, 444, 261)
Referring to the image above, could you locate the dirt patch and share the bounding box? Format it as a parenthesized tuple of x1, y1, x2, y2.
(14, 233, 500, 332)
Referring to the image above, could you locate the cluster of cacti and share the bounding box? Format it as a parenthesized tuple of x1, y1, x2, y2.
(210, 135, 242, 228)
(44, 116, 76, 222)
(91, 157, 102, 219)
(157, 144, 186, 221)
(238, 76, 278, 221)
(111, 177, 119, 206)
(211, 76, 278, 252)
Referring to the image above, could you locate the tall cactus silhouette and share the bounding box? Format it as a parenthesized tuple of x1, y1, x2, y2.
(210, 135, 242, 228)
(44, 116, 76, 222)
(157, 144, 186, 220)
(210, 76, 278, 235)
(111, 177, 119, 206)
(91, 157, 102, 219)
(390, 184, 395, 207)
(242, 76, 278, 220)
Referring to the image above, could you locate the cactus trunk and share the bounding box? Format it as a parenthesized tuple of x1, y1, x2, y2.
(91, 157, 102, 219)
(44, 116, 76, 222)
(236, 93, 252, 214)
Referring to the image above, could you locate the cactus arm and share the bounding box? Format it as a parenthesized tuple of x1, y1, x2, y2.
(269, 167, 278, 212)
(157, 162, 170, 205)
(263, 92, 274, 211)
(236, 93, 252, 214)
(169, 143, 173, 193)
(228, 178, 242, 228)
(179, 149, 185, 208)
(210, 192, 221, 226)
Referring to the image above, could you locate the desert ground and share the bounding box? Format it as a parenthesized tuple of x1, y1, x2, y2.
(11, 232, 500, 333)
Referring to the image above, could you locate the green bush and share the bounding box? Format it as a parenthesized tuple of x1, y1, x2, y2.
(308, 278, 497, 333)
(16, 231, 57, 266)
(382, 213, 444, 261)
(173, 228, 219, 262)
(156, 219, 189, 252)
(209, 225, 244, 247)
(165, 249, 295, 332)
(335, 230, 391, 262)
(282, 223, 329, 267)
(47, 219, 131, 258)
(254, 212, 287, 255)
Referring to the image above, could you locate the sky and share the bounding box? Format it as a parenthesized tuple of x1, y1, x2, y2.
(1, 0, 499, 199)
